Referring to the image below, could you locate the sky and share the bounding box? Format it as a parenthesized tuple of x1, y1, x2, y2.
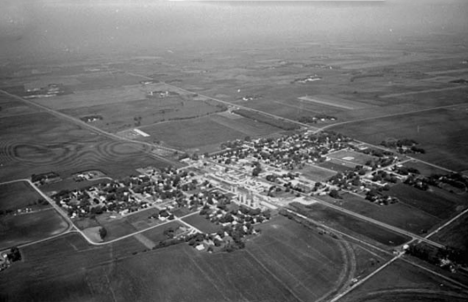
(1, 0, 467, 62)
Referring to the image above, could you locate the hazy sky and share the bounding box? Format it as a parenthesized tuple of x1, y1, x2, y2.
(1, 0, 467, 62)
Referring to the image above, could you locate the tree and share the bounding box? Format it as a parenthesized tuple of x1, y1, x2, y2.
(99, 227, 107, 239)
(329, 189, 342, 199)
(8, 247, 21, 262)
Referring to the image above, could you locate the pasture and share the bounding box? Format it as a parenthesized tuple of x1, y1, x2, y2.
(332, 107, 468, 171)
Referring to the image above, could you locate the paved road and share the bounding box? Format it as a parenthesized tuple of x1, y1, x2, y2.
(0, 90, 178, 165)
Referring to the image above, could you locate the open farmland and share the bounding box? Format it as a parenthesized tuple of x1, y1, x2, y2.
(60, 96, 226, 134)
(388, 184, 461, 220)
(326, 193, 441, 235)
(430, 212, 468, 263)
(0, 181, 47, 211)
(331, 107, 468, 171)
(0, 111, 170, 181)
(140, 114, 280, 152)
(0, 208, 68, 249)
(340, 259, 468, 302)
(290, 202, 410, 248)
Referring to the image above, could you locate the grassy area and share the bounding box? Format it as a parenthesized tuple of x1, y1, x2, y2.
(0, 181, 46, 211)
(329, 149, 376, 166)
(290, 202, 410, 247)
(299, 164, 337, 182)
(0, 209, 68, 249)
(318, 160, 355, 174)
(182, 213, 223, 234)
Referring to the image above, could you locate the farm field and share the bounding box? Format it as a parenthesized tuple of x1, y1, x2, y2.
(0, 112, 170, 182)
(340, 259, 468, 302)
(0, 208, 68, 249)
(326, 193, 441, 235)
(141, 114, 281, 152)
(430, 212, 468, 263)
(60, 96, 225, 133)
(0, 215, 368, 302)
(388, 184, 462, 220)
(290, 202, 410, 248)
(331, 107, 468, 171)
(0, 181, 47, 211)
(0, 233, 148, 302)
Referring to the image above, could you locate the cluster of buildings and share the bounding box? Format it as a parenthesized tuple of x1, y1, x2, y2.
(213, 131, 352, 171)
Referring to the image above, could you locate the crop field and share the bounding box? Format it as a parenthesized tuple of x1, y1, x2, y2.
(0, 233, 148, 302)
(141, 116, 252, 152)
(403, 160, 452, 177)
(290, 202, 410, 247)
(247, 216, 353, 301)
(340, 259, 468, 302)
(0, 181, 46, 211)
(0, 208, 68, 249)
(332, 107, 468, 171)
(30, 83, 152, 110)
(329, 149, 376, 166)
(182, 213, 222, 234)
(61, 96, 225, 133)
(330, 193, 441, 235)
(242, 97, 342, 122)
(0, 112, 169, 182)
(299, 164, 337, 182)
(298, 95, 369, 110)
(208, 114, 282, 138)
(0, 93, 40, 118)
(430, 212, 468, 261)
(388, 184, 460, 220)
